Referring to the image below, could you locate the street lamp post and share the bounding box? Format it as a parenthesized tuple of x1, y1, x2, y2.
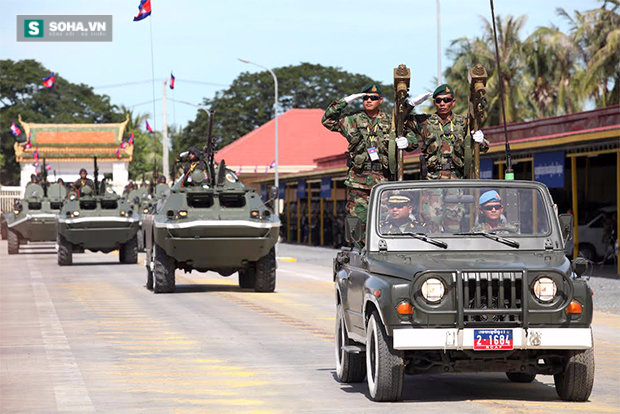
(238, 58, 279, 191)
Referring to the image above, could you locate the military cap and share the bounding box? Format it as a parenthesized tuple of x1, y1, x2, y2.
(361, 82, 383, 96)
(479, 190, 501, 206)
(188, 146, 201, 157)
(387, 193, 411, 206)
(79, 168, 87, 174)
(432, 83, 454, 98)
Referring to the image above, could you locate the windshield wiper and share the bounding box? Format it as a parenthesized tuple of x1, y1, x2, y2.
(401, 232, 448, 249)
(454, 232, 520, 248)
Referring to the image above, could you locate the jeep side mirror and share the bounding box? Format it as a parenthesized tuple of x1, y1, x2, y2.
(558, 214, 573, 242)
(344, 216, 363, 243)
(572, 257, 590, 278)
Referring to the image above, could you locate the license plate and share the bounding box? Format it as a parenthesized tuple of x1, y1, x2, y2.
(473, 329, 513, 350)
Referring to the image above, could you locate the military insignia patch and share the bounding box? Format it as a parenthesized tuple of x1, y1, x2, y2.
(225, 172, 238, 183)
(371, 85, 377, 92)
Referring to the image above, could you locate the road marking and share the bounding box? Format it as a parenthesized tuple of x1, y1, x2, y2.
(31, 279, 95, 412)
(277, 267, 328, 281)
(277, 256, 297, 262)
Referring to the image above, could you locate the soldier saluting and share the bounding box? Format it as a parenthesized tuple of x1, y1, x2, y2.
(406, 84, 489, 179)
(321, 83, 417, 231)
(73, 168, 95, 196)
(181, 146, 205, 186)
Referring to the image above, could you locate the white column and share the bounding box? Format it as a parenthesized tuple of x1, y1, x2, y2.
(112, 162, 129, 195)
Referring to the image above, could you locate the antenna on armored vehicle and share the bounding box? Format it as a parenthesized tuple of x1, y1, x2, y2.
(202, 109, 216, 186)
(93, 156, 100, 195)
(489, 0, 514, 180)
(41, 158, 48, 197)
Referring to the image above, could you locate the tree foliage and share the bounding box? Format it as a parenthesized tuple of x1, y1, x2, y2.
(174, 63, 394, 154)
(0, 59, 119, 184)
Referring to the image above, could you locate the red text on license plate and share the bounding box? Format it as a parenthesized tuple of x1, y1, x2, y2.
(474, 329, 513, 350)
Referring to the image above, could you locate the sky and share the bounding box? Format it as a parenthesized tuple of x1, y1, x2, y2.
(2, 0, 600, 132)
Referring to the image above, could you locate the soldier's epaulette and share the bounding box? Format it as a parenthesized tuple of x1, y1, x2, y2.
(414, 113, 431, 122)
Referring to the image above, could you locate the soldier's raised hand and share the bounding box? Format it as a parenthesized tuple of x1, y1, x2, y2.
(343, 93, 366, 104)
(407, 92, 432, 108)
(395, 137, 409, 149)
(472, 130, 485, 143)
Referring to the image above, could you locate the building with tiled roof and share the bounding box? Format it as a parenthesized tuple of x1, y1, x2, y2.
(214, 108, 347, 180)
(14, 116, 131, 192)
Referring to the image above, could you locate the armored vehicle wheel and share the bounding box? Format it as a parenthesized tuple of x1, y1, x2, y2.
(146, 264, 154, 290)
(254, 247, 276, 292)
(366, 312, 404, 402)
(1, 221, 7, 240)
(335, 304, 366, 383)
(7, 229, 19, 254)
(57, 234, 73, 266)
(153, 244, 175, 293)
(554, 348, 595, 401)
(137, 228, 145, 252)
(506, 372, 536, 383)
(238, 267, 256, 289)
(120, 235, 138, 264)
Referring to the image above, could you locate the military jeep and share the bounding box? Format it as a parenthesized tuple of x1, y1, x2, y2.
(334, 180, 594, 402)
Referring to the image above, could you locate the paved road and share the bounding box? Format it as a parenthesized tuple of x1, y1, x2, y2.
(1, 241, 619, 413)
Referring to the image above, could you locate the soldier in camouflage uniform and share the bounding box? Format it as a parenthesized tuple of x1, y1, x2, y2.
(322, 83, 417, 231)
(472, 190, 519, 233)
(406, 84, 490, 180)
(379, 193, 423, 234)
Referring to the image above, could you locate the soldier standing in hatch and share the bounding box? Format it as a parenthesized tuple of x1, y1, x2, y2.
(406, 84, 489, 180)
(181, 146, 205, 186)
(72, 168, 95, 196)
(322, 83, 417, 231)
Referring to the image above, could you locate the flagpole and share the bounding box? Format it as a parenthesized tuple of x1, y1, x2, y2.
(162, 80, 169, 182)
(149, 16, 157, 131)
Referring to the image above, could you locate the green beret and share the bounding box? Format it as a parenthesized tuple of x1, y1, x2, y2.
(433, 83, 454, 98)
(361, 82, 383, 96)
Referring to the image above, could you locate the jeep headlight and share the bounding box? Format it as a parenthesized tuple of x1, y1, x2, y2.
(421, 278, 445, 303)
(533, 277, 557, 302)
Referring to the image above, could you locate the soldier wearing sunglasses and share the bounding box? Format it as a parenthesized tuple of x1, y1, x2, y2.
(406, 83, 490, 180)
(472, 190, 517, 233)
(322, 83, 418, 234)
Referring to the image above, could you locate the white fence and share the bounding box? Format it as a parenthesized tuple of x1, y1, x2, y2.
(0, 186, 21, 212)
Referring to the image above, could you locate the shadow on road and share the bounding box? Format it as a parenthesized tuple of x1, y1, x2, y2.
(329, 369, 563, 403)
(173, 284, 247, 294)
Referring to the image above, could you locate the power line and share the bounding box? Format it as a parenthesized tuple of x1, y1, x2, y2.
(93, 79, 160, 89)
(176, 78, 229, 87)
(128, 97, 162, 108)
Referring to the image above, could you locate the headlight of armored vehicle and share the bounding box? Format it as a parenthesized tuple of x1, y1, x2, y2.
(533, 277, 557, 302)
(143, 208, 149, 214)
(178, 210, 188, 218)
(72, 211, 80, 217)
(421, 277, 445, 303)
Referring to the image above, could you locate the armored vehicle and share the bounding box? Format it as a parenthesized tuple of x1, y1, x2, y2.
(143, 110, 279, 293)
(126, 186, 150, 251)
(334, 180, 594, 402)
(143, 161, 279, 293)
(6, 182, 66, 254)
(57, 161, 139, 265)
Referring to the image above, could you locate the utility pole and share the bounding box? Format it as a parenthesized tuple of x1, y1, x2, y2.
(162, 80, 169, 182)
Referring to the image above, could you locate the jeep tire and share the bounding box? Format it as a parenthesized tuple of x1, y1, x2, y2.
(120, 235, 138, 264)
(335, 304, 366, 383)
(254, 247, 276, 292)
(366, 312, 404, 401)
(7, 229, 19, 255)
(153, 244, 175, 293)
(554, 348, 595, 401)
(57, 234, 73, 266)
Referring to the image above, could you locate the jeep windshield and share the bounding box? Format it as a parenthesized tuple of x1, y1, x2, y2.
(377, 184, 551, 238)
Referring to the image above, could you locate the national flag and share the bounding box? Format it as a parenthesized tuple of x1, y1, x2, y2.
(120, 141, 128, 149)
(46, 164, 52, 171)
(42, 73, 55, 88)
(128, 132, 134, 145)
(22, 140, 32, 150)
(254, 165, 258, 173)
(116, 148, 121, 158)
(269, 160, 275, 169)
(170, 73, 175, 89)
(33, 161, 39, 168)
(33, 148, 39, 160)
(133, 0, 152, 21)
(10, 121, 21, 136)
(146, 120, 153, 133)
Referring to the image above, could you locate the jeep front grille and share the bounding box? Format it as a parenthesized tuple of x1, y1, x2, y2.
(460, 271, 523, 326)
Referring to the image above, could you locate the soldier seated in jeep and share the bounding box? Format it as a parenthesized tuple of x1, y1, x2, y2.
(472, 190, 518, 233)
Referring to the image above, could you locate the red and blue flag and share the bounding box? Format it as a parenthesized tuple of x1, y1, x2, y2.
(269, 160, 275, 169)
(120, 140, 128, 149)
(146, 120, 154, 133)
(10, 121, 22, 136)
(33, 148, 39, 161)
(133, 0, 152, 21)
(170, 73, 175, 89)
(42, 73, 55, 88)
(128, 132, 134, 145)
(116, 148, 121, 158)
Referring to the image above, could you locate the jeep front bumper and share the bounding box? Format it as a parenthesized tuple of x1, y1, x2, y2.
(393, 327, 592, 350)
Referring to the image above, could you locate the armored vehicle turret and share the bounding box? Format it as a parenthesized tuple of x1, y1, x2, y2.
(6, 182, 66, 254)
(56, 159, 139, 265)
